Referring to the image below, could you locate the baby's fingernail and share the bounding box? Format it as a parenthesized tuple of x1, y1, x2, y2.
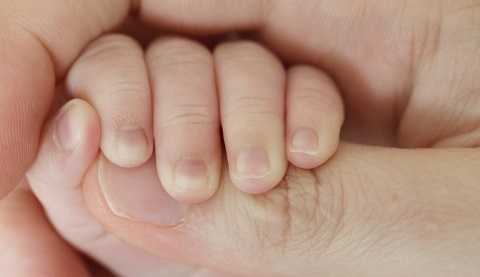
(115, 126, 149, 166)
(98, 157, 185, 226)
(290, 128, 319, 154)
(236, 147, 270, 179)
(173, 159, 209, 194)
(54, 101, 84, 151)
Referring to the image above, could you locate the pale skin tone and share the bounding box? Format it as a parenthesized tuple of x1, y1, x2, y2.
(1, 0, 480, 276)
(64, 34, 343, 203)
(14, 33, 342, 276)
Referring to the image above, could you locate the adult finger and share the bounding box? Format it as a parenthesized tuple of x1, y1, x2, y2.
(0, 0, 131, 199)
(0, 183, 89, 277)
(67, 34, 153, 168)
(85, 144, 480, 276)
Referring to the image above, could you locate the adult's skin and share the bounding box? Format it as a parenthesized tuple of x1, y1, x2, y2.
(0, 0, 479, 276)
(10, 100, 480, 276)
(2, 0, 479, 198)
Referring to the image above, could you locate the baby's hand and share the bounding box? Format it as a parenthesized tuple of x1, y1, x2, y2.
(66, 34, 344, 203)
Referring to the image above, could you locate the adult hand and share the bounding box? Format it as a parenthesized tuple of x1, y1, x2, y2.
(2, 0, 478, 198)
(81, 1, 480, 276)
(11, 99, 480, 276)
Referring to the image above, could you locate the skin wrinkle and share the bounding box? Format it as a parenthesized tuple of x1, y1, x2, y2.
(398, 1, 480, 148)
(271, 166, 344, 262)
(395, 1, 443, 146)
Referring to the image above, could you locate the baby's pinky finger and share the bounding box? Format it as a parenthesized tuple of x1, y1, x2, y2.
(287, 66, 344, 169)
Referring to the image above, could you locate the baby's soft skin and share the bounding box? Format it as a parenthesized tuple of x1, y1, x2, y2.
(65, 34, 344, 203)
(14, 34, 344, 276)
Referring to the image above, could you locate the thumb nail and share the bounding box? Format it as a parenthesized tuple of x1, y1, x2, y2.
(97, 156, 185, 226)
(53, 100, 85, 151)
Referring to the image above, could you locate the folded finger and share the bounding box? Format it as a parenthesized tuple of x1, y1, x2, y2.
(67, 34, 153, 168)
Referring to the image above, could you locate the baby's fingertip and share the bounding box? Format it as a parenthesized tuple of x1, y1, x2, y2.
(163, 158, 221, 204)
(146, 37, 222, 204)
(66, 34, 154, 169)
(52, 99, 101, 154)
(286, 65, 344, 169)
(27, 99, 101, 195)
(288, 127, 339, 169)
(103, 126, 153, 168)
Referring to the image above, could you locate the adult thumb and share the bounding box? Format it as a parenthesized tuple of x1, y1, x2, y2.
(84, 144, 480, 277)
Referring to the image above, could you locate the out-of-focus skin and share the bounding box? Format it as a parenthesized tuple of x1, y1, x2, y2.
(0, 182, 90, 277)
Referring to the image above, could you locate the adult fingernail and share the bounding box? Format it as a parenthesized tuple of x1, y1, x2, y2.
(173, 159, 209, 194)
(98, 157, 185, 226)
(236, 147, 270, 179)
(54, 101, 84, 151)
(115, 126, 150, 166)
(290, 128, 319, 154)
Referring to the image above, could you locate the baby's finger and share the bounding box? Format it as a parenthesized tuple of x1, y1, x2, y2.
(287, 66, 344, 168)
(214, 41, 287, 194)
(26, 100, 185, 276)
(67, 34, 153, 168)
(27, 99, 101, 225)
(146, 37, 221, 203)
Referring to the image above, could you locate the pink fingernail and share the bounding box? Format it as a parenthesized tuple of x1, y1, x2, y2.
(236, 147, 270, 179)
(54, 101, 84, 151)
(115, 126, 150, 166)
(174, 159, 209, 193)
(290, 128, 319, 154)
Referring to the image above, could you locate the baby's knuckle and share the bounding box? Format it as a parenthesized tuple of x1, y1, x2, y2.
(160, 105, 217, 128)
(109, 77, 147, 97)
(222, 96, 280, 122)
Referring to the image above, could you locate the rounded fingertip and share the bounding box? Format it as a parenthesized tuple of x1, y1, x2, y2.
(286, 65, 344, 170)
(53, 99, 100, 153)
(102, 127, 153, 168)
(288, 128, 339, 169)
(230, 147, 286, 194)
(231, 173, 284, 195)
(160, 158, 221, 204)
(27, 99, 101, 196)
